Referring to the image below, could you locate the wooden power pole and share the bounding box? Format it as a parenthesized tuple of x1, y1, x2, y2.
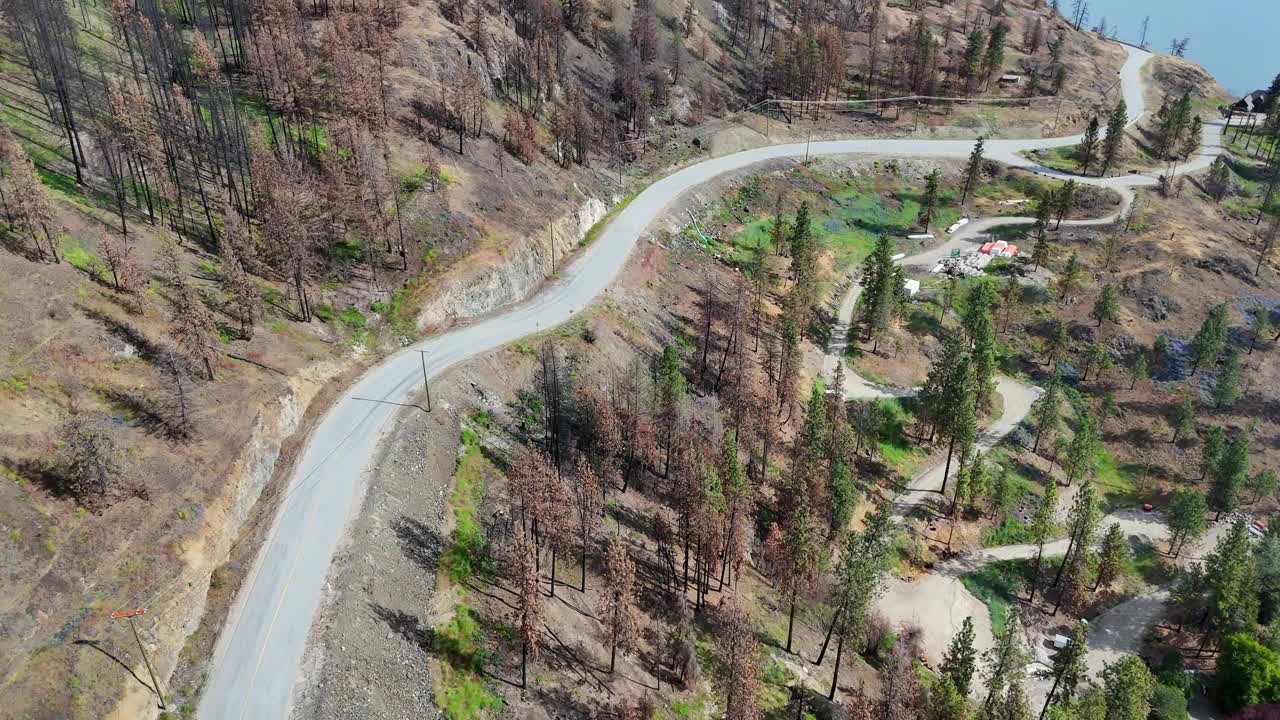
(111, 608, 165, 710)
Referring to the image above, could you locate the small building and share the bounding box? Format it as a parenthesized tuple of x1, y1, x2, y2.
(1230, 90, 1270, 115)
(903, 278, 920, 297)
(998, 74, 1023, 86)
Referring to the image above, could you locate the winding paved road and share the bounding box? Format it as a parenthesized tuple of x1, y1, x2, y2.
(198, 42, 1224, 719)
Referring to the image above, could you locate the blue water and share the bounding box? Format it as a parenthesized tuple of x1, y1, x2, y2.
(1082, 0, 1280, 96)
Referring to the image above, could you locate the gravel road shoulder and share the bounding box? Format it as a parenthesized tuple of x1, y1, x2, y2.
(291, 372, 469, 719)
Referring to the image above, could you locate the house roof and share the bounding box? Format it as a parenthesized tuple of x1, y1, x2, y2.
(1232, 90, 1270, 113)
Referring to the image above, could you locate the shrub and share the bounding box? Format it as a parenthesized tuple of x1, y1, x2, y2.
(1216, 633, 1280, 714)
(1149, 684, 1189, 720)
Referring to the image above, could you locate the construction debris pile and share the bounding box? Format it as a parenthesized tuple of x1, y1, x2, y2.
(930, 240, 1018, 277)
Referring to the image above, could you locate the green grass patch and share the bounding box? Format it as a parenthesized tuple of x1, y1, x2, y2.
(435, 604, 503, 720)
(580, 191, 640, 247)
(982, 517, 1036, 547)
(1120, 541, 1174, 586)
(440, 427, 494, 586)
(2, 372, 32, 394)
(875, 397, 924, 474)
(59, 240, 104, 278)
(960, 559, 1028, 636)
(1095, 449, 1140, 511)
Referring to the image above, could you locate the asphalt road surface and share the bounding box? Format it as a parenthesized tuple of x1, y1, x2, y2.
(198, 42, 1224, 719)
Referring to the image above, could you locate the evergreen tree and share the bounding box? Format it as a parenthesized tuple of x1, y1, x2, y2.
(1206, 156, 1234, 202)
(1214, 350, 1243, 408)
(1054, 481, 1100, 588)
(1251, 311, 1273, 354)
(1028, 479, 1059, 602)
(769, 196, 788, 255)
(941, 617, 979, 696)
(982, 22, 1009, 83)
(937, 338, 978, 499)
(1170, 390, 1196, 443)
(1033, 370, 1064, 455)
(1100, 99, 1129, 176)
(919, 169, 943, 231)
(1091, 284, 1120, 327)
(1044, 318, 1070, 368)
(1094, 523, 1127, 591)
(1054, 180, 1078, 228)
(1201, 425, 1226, 480)
(1081, 342, 1109, 383)
(1078, 116, 1101, 175)
(1247, 468, 1279, 504)
(1210, 429, 1249, 521)
(1101, 655, 1156, 720)
(928, 676, 970, 720)
(822, 501, 897, 699)
(1189, 303, 1230, 375)
(965, 278, 1000, 412)
(1057, 251, 1084, 301)
(1040, 622, 1088, 717)
(988, 466, 1015, 526)
(962, 136, 986, 205)
(962, 30, 987, 92)
(1130, 353, 1149, 390)
(1166, 487, 1208, 558)
(859, 235, 905, 353)
(655, 344, 688, 476)
(981, 607, 1030, 717)
(1099, 390, 1120, 432)
(1064, 412, 1099, 486)
(1204, 519, 1260, 641)
(1181, 116, 1203, 161)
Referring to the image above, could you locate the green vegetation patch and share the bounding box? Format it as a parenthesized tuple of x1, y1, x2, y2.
(441, 423, 495, 586)
(875, 397, 925, 475)
(1094, 449, 1140, 511)
(960, 558, 1030, 636)
(435, 603, 503, 720)
(580, 191, 640, 248)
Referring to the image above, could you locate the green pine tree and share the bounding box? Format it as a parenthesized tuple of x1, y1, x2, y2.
(1251, 310, 1274, 354)
(1094, 523, 1127, 591)
(941, 616, 978, 696)
(1101, 655, 1156, 720)
(1100, 99, 1129, 176)
(965, 278, 1000, 412)
(1028, 478, 1059, 602)
(1130, 353, 1149, 390)
(1170, 390, 1196, 443)
(1078, 115, 1101, 175)
(1040, 622, 1088, 717)
(1033, 370, 1064, 454)
(1165, 487, 1208, 557)
(981, 607, 1030, 716)
(919, 169, 943, 231)
(1214, 350, 1243, 408)
(1091, 284, 1120, 327)
(1189, 303, 1230, 375)
(1057, 251, 1084, 301)
(1209, 429, 1249, 520)
(1064, 412, 1100, 486)
(962, 136, 987, 205)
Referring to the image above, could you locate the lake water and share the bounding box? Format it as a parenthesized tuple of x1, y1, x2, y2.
(1081, 0, 1280, 96)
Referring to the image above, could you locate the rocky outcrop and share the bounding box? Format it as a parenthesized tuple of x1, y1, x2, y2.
(107, 360, 345, 720)
(416, 193, 610, 331)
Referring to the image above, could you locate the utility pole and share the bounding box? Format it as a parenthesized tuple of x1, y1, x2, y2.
(111, 608, 165, 710)
(416, 350, 433, 411)
(1138, 15, 1150, 49)
(804, 130, 812, 162)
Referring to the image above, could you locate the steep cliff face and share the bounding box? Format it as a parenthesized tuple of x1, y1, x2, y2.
(416, 195, 610, 330)
(107, 360, 345, 720)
